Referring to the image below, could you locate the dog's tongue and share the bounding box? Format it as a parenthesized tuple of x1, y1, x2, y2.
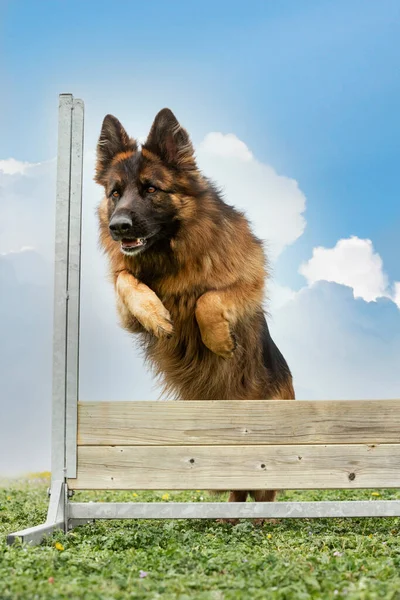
(121, 239, 143, 248)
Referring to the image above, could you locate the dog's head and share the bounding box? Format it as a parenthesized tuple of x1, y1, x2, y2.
(95, 108, 203, 257)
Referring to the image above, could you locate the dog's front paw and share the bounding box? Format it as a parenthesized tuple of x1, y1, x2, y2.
(116, 272, 173, 339)
(200, 319, 236, 358)
(195, 293, 236, 358)
(140, 299, 174, 339)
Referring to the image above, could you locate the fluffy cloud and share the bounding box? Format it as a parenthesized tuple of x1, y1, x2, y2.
(199, 132, 253, 161)
(0, 158, 39, 175)
(197, 133, 306, 260)
(0, 159, 56, 256)
(299, 236, 399, 306)
(394, 282, 400, 309)
(269, 281, 400, 401)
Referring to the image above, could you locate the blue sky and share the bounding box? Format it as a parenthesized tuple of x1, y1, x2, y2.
(1, 0, 400, 472)
(2, 0, 400, 288)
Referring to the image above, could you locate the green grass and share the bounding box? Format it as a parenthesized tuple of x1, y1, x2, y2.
(2, 479, 400, 599)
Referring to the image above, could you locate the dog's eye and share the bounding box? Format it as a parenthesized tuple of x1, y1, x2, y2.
(111, 190, 120, 199)
(146, 185, 157, 194)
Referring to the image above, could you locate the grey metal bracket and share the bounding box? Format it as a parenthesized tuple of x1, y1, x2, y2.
(7, 481, 66, 546)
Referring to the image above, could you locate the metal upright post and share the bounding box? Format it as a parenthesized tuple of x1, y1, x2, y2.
(51, 93, 73, 490)
(7, 94, 84, 545)
(66, 98, 84, 479)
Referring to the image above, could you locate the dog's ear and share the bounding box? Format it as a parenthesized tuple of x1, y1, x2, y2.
(143, 109, 196, 170)
(95, 115, 137, 185)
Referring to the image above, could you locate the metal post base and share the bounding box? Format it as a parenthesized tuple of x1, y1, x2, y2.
(7, 481, 66, 546)
(7, 521, 65, 546)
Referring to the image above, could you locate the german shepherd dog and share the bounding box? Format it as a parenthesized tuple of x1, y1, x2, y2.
(95, 108, 295, 506)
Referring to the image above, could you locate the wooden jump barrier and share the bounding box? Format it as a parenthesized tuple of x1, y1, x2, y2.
(8, 94, 400, 545)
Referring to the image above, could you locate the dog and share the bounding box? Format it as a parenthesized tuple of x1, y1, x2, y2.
(95, 108, 295, 506)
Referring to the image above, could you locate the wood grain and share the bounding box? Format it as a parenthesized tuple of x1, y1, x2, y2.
(77, 400, 400, 446)
(68, 443, 400, 490)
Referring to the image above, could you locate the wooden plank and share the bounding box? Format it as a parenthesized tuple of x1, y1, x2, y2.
(68, 444, 400, 490)
(77, 400, 400, 446)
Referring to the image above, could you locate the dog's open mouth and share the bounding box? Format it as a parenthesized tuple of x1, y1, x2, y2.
(120, 238, 147, 255)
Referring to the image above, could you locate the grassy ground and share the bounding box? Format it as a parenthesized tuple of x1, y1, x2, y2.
(1, 477, 400, 599)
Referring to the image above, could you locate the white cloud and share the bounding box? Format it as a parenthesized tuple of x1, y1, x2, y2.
(270, 237, 400, 398)
(0, 158, 40, 175)
(299, 236, 394, 303)
(269, 281, 400, 401)
(0, 246, 35, 256)
(0, 159, 57, 256)
(267, 281, 297, 312)
(197, 133, 306, 260)
(199, 132, 253, 161)
(394, 282, 400, 309)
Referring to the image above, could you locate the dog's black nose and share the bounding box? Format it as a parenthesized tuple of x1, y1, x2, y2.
(109, 215, 133, 236)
